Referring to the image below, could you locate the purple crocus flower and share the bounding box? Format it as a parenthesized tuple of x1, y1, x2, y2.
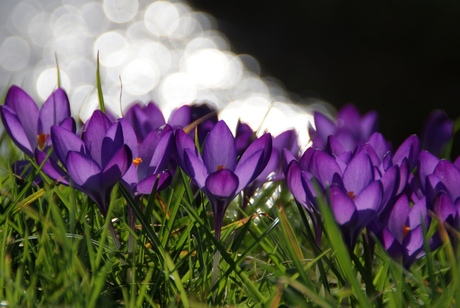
(309, 104, 378, 151)
(121, 123, 174, 196)
(420, 110, 453, 158)
(242, 129, 299, 209)
(418, 150, 460, 243)
(175, 120, 272, 241)
(370, 194, 428, 268)
(124, 101, 217, 144)
(0, 85, 74, 158)
(49, 110, 132, 216)
(287, 141, 398, 248)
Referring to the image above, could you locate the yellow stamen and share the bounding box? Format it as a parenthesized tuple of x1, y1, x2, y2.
(133, 157, 143, 167)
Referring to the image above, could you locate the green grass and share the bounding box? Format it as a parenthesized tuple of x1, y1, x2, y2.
(0, 147, 459, 307)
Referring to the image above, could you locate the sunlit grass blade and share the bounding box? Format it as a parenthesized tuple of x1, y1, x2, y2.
(96, 50, 106, 113)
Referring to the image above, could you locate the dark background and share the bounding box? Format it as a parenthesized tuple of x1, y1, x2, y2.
(189, 0, 460, 150)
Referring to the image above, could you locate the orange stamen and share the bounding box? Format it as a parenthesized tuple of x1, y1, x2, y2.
(217, 165, 225, 171)
(133, 157, 143, 167)
(37, 132, 49, 149)
(347, 191, 356, 199)
(403, 225, 411, 239)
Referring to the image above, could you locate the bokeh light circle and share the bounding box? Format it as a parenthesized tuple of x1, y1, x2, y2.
(0, 36, 30, 71)
(103, 0, 139, 23)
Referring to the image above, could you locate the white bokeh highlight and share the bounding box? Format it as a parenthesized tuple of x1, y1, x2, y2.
(0, 0, 323, 148)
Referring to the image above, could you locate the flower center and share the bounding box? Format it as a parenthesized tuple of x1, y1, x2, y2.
(133, 157, 143, 167)
(403, 225, 411, 239)
(37, 132, 50, 149)
(347, 191, 356, 199)
(217, 165, 226, 171)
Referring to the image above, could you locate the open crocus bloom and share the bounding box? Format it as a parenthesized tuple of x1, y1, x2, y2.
(49, 110, 132, 215)
(121, 123, 174, 196)
(175, 120, 272, 240)
(0, 85, 74, 157)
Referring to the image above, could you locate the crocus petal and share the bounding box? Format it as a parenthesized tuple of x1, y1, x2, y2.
(360, 110, 379, 140)
(102, 145, 132, 189)
(66, 151, 102, 188)
(106, 118, 139, 158)
(433, 160, 460, 199)
(380, 228, 402, 258)
(205, 169, 239, 199)
(184, 148, 207, 188)
(175, 128, 200, 172)
(421, 110, 453, 157)
(342, 150, 373, 195)
(147, 131, 173, 173)
(100, 123, 126, 169)
(58, 117, 76, 133)
(417, 150, 440, 192)
(407, 197, 427, 227)
(286, 160, 308, 206)
(403, 225, 425, 267)
(203, 120, 237, 173)
(433, 193, 456, 223)
(311, 111, 336, 148)
(235, 122, 254, 154)
(51, 125, 86, 165)
(82, 110, 112, 165)
(393, 134, 420, 170)
(124, 102, 165, 140)
(237, 133, 272, 177)
(387, 194, 410, 243)
(0, 105, 34, 156)
(309, 150, 342, 187)
(329, 185, 357, 226)
(4, 85, 39, 150)
(35, 149, 69, 185)
(168, 105, 190, 128)
(136, 171, 172, 194)
(354, 180, 382, 217)
(234, 148, 264, 194)
(38, 88, 71, 134)
(379, 165, 398, 207)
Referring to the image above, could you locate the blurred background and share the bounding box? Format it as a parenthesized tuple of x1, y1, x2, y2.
(1, 0, 460, 150)
(189, 0, 460, 148)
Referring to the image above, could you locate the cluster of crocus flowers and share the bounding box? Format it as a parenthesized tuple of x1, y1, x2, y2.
(1, 84, 460, 270)
(287, 105, 458, 267)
